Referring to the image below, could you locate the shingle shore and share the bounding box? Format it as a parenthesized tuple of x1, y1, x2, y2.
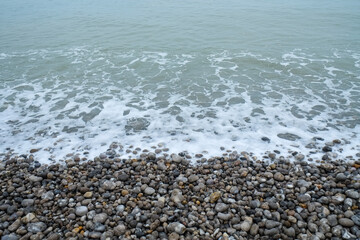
(0, 152, 360, 240)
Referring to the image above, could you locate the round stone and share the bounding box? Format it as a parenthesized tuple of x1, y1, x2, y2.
(339, 218, 354, 227)
(215, 203, 229, 212)
(75, 206, 88, 216)
(144, 187, 155, 195)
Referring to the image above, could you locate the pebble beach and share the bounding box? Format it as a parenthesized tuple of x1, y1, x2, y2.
(1, 0, 360, 239)
(1, 140, 360, 240)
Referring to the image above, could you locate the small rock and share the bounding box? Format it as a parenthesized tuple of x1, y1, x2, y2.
(297, 194, 311, 203)
(240, 221, 252, 232)
(75, 206, 88, 216)
(27, 222, 47, 233)
(274, 172, 284, 181)
(84, 192, 93, 198)
(28, 175, 42, 182)
(215, 203, 229, 212)
(88, 232, 102, 239)
(170, 189, 184, 204)
(21, 199, 35, 207)
(345, 190, 359, 199)
(210, 192, 221, 203)
(265, 220, 280, 229)
(93, 213, 108, 223)
(102, 180, 116, 190)
(114, 224, 126, 236)
(188, 174, 199, 183)
(169, 232, 180, 240)
(250, 224, 259, 235)
(336, 173, 347, 181)
(8, 219, 21, 232)
(144, 187, 155, 195)
(118, 173, 129, 181)
(1, 234, 20, 240)
(217, 213, 232, 221)
(322, 146, 332, 152)
(22, 213, 36, 223)
(167, 222, 186, 234)
(283, 227, 295, 237)
(339, 218, 354, 227)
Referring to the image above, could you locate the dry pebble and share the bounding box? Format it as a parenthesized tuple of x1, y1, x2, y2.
(0, 151, 359, 240)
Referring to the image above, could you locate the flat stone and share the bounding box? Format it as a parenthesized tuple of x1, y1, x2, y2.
(171, 154, 184, 163)
(215, 203, 229, 212)
(84, 192, 93, 198)
(250, 224, 259, 236)
(88, 232, 102, 239)
(118, 173, 129, 181)
(351, 214, 360, 226)
(27, 222, 47, 233)
(336, 173, 347, 181)
(265, 220, 281, 229)
(345, 190, 359, 199)
(2, 234, 19, 240)
(46, 233, 61, 240)
(264, 228, 279, 235)
(217, 213, 232, 221)
(297, 179, 312, 188)
(21, 199, 35, 207)
(8, 219, 21, 232)
(41, 191, 54, 200)
(28, 175, 43, 182)
(339, 218, 354, 227)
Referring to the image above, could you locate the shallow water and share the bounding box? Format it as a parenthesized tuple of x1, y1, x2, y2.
(1, 0, 360, 161)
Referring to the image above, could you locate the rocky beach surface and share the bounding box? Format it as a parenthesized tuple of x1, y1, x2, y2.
(1, 144, 360, 240)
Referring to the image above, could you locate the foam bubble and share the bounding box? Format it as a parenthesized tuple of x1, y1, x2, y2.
(0, 47, 359, 162)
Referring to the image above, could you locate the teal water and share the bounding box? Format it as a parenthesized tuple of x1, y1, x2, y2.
(1, 0, 360, 161)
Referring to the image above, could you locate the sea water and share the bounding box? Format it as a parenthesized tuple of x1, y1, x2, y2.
(1, 0, 360, 162)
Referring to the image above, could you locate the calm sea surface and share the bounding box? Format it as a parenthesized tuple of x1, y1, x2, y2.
(1, 0, 360, 161)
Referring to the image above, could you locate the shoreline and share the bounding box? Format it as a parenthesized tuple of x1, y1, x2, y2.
(1, 137, 360, 166)
(0, 151, 359, 239)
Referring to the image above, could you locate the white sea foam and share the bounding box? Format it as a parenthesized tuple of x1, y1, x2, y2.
(0, 47, 359, 163)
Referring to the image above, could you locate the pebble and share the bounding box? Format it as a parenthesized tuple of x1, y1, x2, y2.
(215, 203, 229, 212)
(144, 187, 156, 195)
(93, 213, 108, 223)
(27, 222, 47, 233)
(167, 222, 186, 234)
(240, 221, 252, 232)
(339, 218, 355, 227)
(75, 206, 88, 216)
(297, 194, 311, 203)
(217, 213, 232, 221)
(274, 172, 285, 181)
